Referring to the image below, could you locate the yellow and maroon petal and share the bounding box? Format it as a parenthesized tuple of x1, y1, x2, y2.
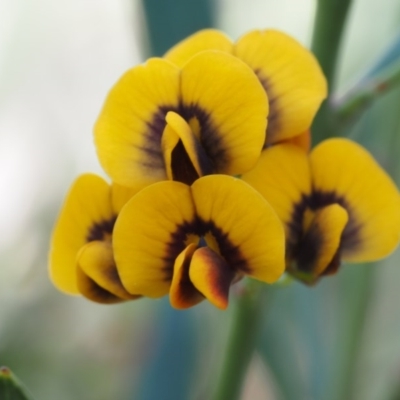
(94, 58, 180, 187)
(310, 138, 400, 262)
(234, 30, 327, 145)
(180, 51, 268, 176)
(169, 243, 204, 309)
(189, 247, 235, 310)
(113, 181, 196, 298)
(241, 144, 312, 239)
(161, 111, 212, 184)
(292, 204, 348, 281)
(191, 175, 285, 283)
(76, 241, 140, 303)
(49, 174, 114, 294)
(164, 29, 233, 68)
(76, 266, 123, 304)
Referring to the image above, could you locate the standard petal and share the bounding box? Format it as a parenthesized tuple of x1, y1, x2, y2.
(113, 181, 196, 297)
(170, 243, 204, 309)
(94, 58, 180, 187)
(164, 29, 233, 68)
(241, 144, 312, 251)
(77, 241, 140, 301)
(189, 247, 234, 310)
(293, 204, 349, 279)
(191, 175, 285, 283)
(49, 174, 114, 294)
(180, 51, 268, 175)
(234, 30, 327, 145)
(310, 138, 400, 262)
(111, 182, 144, 214)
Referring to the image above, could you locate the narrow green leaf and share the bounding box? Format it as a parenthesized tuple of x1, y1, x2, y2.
(0, 367, 34, 400)
(334, 33, 400, 127)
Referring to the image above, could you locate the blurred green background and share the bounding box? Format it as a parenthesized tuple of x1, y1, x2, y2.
(1, 0, 400, 399)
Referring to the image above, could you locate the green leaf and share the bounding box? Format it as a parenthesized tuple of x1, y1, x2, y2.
(0, 367, 34, 400)
(334, 34, 400, 127)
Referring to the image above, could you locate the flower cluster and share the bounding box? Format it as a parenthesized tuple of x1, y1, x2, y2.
(49, 29, 400, 309)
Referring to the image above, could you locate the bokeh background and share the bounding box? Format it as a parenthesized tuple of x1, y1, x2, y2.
(1, 1, 400, 399)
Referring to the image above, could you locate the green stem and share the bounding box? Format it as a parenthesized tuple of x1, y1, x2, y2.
(335, 266, 375, 400)
(333, 58, 400, 123)
(311, 0, 353, 143)
(212, 281, 266, 400)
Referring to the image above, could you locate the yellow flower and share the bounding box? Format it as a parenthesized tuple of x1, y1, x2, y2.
(164, 29, 327, 147)
(113, 175, 285, 309)
(49, 174, 141, 303)
(241, 138, 400, 284)
(94, 50, 268, 188)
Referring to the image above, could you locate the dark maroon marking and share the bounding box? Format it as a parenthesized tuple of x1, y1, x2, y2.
(143, 104, 178, 170)
(286, 190, 362, 279)
(170, 135, 214, 185)
(294, 221, 325, 274)
(145, 103, 223, 178)
(286, 193, 309, 259)
(102, 260, 127, 288)
(175, 248, 204, 304)
(310, 191, 362, 254)
(254, 69, 279, 147)
(321, 250, 341, 276)
(163, 218, 249, 281)
(171, 140, 200, 185)
(197, 247, 235, 300)
(201, 220, 250, 274)
(86, 216, 117, 242)
(82, 275, 123, 304)
(178, 102, 228, 172)
(163, 220, 197, 280)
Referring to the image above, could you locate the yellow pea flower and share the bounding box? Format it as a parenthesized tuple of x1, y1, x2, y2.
(113, 175, 285, 309)
(49, 174, 142, 303)
(94, 50, 268, 188)
(241, 138, 400, 284)
(164, 29, 327, 147)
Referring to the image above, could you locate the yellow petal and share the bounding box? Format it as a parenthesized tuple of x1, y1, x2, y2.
(49, 174, 114, 294)
(77, 241, 140, 301)
(76, 266, 123, 305)
(310, 138, 400, 262)
(189, 247, 234, 310)
(169, 243, 204, 309)
(180, 50, 268, 175)
(234, 29, 327, 145)
(279, 130, 311, 152)
(111, 182, 144, 214)
(241, 144, 312, 247)
(164, 29, 233, 68)
(94, 58, 180, 187)
(191, 175, 285, 283)
(113, 181, 196, 297)
(161, 111, 212, 184)
(291, 204, 348, 280)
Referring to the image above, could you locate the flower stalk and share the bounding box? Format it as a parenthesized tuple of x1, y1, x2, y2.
(311, 0, 353, 143)
(212, 280, 266, 400)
